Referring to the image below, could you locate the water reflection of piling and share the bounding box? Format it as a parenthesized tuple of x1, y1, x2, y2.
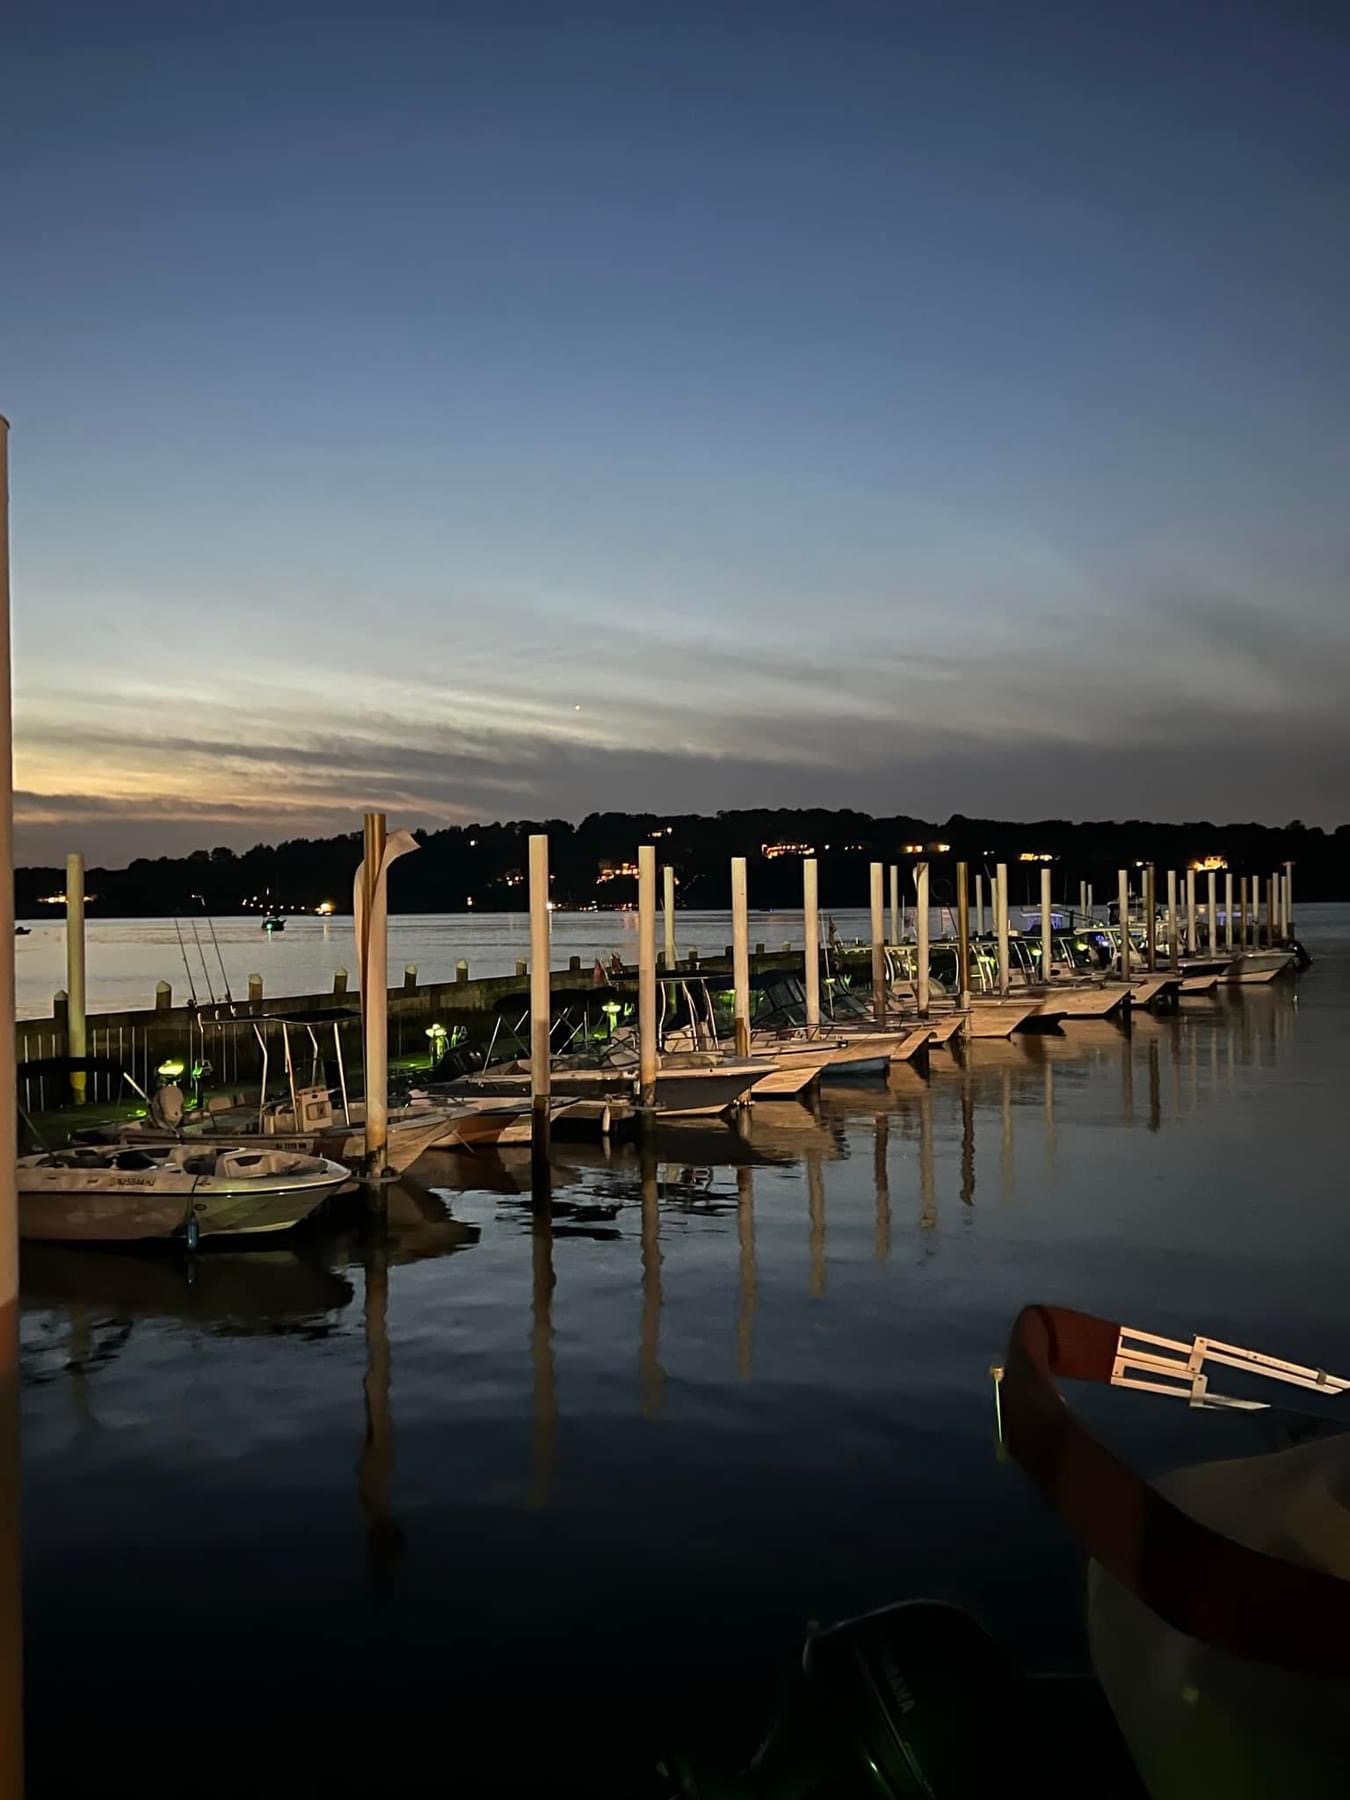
(918, 1086, 936, 1233)
(873, 1116, 891, 1262)
(960, 1075, 976, 1207)
(806, 1148, 826, 1297)
(1042, 1062, 1056, 1171)
(1148, 1038, 1161, 1133)
(735, 1166, 756, 1379)
(1120, 1029, 1135, 1124)
(999, 1067, 1015, 1205)
(530, 1214, 558, 1504)
(357, 1231, 404, 1584)
(639, 1145, 665, 1418)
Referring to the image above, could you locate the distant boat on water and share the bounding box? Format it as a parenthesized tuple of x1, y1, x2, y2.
(261, 915, 285, 932)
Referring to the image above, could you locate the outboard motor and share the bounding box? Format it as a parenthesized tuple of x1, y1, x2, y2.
(149, 1080, 186, 1131)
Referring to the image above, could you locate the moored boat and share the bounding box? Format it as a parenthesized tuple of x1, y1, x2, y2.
(17, 1143, 352, 1243)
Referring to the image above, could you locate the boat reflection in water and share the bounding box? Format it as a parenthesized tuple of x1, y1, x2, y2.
(17, 977, 1324, 1797)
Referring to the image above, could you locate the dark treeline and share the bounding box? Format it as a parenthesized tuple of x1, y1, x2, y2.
(15, 811, 1347, 917)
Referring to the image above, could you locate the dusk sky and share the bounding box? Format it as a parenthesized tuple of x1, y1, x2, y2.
(4, 0, 1348, 863)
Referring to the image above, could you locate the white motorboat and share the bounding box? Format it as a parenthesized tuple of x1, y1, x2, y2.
(17, 1143, 352, 1243)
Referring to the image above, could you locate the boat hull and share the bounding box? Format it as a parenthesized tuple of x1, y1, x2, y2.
(17, 1167, 350, 1243)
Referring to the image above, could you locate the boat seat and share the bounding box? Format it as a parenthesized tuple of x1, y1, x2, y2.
(111, 1149, 158, 1171)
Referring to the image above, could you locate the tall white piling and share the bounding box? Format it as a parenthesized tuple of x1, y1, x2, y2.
(975, 872, 986, 936)
(1284, 860, 1294, 937)
(0, 412, 24, 1799)
(528, 834, 551, 1187)
(1117, 869, 1131, 980)
(995, 863, 1010, 997)
(1238, 876, 1248, 950)
(662, 864, 676, 970)
(1040, 866, 1053, 986)
(956, 862, 971, 1012)
(1224, 872, 1234, 953)
(1186, 869, 1197, 956)
(638, 846, 658, 1106)
(731, 856, 751, 1057)
(870, 862, 887, 1025)
(1144, 864, 1156, 971)
(1167, 869, 1180, 970)
(916, 861, 930, 1017)
(1207, 871, 1218, 956)
(888, 864, 899, 945)
(1079, 879, 1088, 928)
(65, 852, 87, 1105)
(803, 857, 821, 1030)
(360, 812, 388, 1174)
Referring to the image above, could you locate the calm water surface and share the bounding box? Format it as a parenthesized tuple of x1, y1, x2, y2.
(19, 907, 1350, 1795)
(19, 906, 894, 1017)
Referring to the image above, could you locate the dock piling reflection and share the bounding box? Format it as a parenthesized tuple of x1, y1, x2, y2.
(639, 1142, 666, 1418)
(735, 1166, 756, 1379)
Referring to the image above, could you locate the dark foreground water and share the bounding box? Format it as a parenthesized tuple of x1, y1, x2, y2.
(19, 908, 1350, 1796)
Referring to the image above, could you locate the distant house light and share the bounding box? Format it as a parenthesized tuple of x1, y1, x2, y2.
(1018, 851, 1055, 863)
(930, 842, 951, 853)
(1191, 854, 1228, 872)
(316, 900, 336, 916)
(902, 843, 924, 855)
(762, 842, 814, 859)
(596, 862, 641, 884)
(504, 870, 525, 887)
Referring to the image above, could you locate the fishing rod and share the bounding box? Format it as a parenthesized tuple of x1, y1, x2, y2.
(188, 913, 217, 1008)
(203, 908, 235, 1009)
(172, 916, 200, 1011)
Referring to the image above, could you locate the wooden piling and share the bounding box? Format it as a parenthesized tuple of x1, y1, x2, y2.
(956, 861, 971, 1011)
(65, 852, 86, 1105)
(916, 861, 930, 1017)
(662, 864, 676, 970)
(0, 411, 20, 1800)
(155, 980, 172, 1011)
(1224, 872, 1234, 953)
(888, 864, 899, 944)
(404, 963, 417, 990)
(1186, 869, 1197, 956)
(803, 857, 821, 1029)
(1040, 866, 1053, 986)
(1144, 864, 1156, 971)
(1284, 859, 1294, 937)
(1267, 873, 1276, 947)
(995, 863, 1010, 997)
(638, 846, 658, 1107)
(528, 834, 551, 1190)
(1117, 869, 1131, 980)
(334, 967, 349, 995)
(1167, 869, 1180, 970)
(1238, 877, 1248, 951)
(870, 862, 887, 1024)
(975, 872, 986, 936)
(360, 811, 389, 1175)
(1207, 871, 1218, 957)
(248, 973, 263, 1005)
(731, 856, 751, 1057)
